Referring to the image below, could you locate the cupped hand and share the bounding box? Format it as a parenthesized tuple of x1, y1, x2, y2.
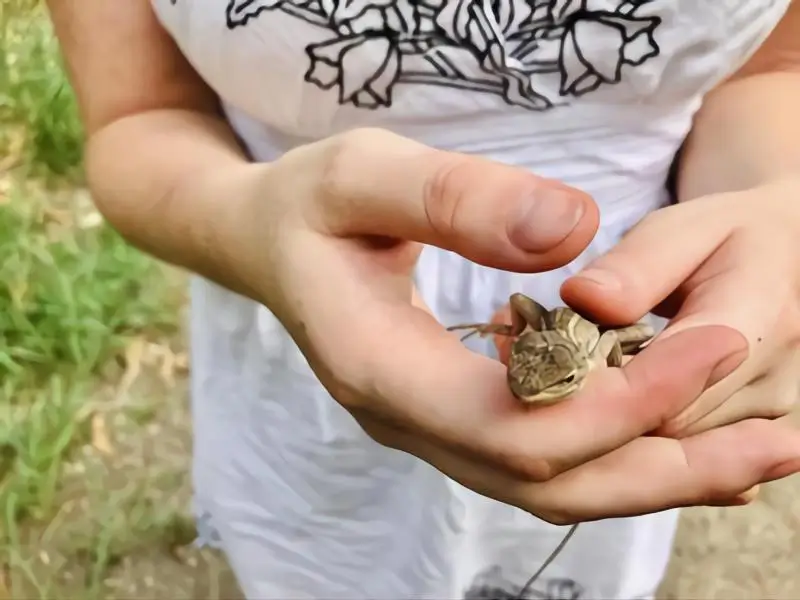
(238, 128, 800, 524)
(562, 178, 800, 442)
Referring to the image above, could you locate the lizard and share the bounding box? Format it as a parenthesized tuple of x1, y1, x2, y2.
(447, 292, 655, 404)
(446, 292, 655, 599)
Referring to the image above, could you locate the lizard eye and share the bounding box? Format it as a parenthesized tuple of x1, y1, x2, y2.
(563, 374, 576, 384)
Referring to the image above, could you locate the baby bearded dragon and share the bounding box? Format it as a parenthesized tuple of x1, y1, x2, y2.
(447, 293, 655, 598)
(447, 292, 655, 404)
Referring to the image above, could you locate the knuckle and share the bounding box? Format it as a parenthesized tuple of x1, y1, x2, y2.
(316, 127, 397, 201)
(422, 155, 475, 238)
(326, 384, 404, 450)
(734, 417, 773, 438)
(693, 485, 744, 507)
(502, 455, 556, 483)
(768, 382, 799, 417)
(316, 130, 365, 201)
(783, 304, 800, 348)
(320, 375, 362, 409)
(536, 509, 579, 526)
(358, 418, 401, 449)
(308, 350, 374, 412)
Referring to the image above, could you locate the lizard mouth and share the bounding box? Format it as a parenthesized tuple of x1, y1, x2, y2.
(508, 377, 580, 405)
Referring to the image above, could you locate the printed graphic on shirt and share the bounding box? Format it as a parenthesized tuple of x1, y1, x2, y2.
(186, 0, 662, 111)
(463, 565, 585, 600)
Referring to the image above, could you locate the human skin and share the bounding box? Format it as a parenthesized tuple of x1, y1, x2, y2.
(496, 4, 800, 442)
(46, 0, 800, 525)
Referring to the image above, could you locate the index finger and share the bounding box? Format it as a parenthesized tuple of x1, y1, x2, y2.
(362, 299, 748, 481)
(475, 324, 748, 480)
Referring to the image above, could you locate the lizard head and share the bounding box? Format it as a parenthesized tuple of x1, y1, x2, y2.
(506, 330, 591, 404)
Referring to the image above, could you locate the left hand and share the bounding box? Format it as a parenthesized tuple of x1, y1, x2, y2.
(559, 177, 800, 438)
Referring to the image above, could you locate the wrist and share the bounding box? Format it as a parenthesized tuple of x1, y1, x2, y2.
(162, 158, 279, 304)
(85, 108, 278, 303)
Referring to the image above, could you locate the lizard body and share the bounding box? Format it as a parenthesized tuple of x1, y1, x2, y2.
(447, 293, 655, 599)
(448, 292, 654, 403)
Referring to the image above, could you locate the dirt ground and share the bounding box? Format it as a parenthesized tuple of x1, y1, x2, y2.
(173, 390, 800, 600)
(35, 364, 800, 600)
(658, 417, 800, 600)
(659, 477, 800, 599)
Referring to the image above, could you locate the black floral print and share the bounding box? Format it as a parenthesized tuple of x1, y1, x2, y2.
(551, 0, 661, 96)
(544, 577, 585, 600)
(168, 0, 663, 110)
(463, 565, 586, 600)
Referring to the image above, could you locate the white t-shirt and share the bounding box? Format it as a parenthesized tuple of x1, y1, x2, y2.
(151, 1, 790, 598)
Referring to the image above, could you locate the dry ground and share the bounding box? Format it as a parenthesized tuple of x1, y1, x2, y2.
(7, 350, 800, 599)
(659, 413, 800, 600)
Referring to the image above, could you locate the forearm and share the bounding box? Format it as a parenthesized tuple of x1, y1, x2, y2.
(48, 0, 270, 302)
(86, 108, 267, 301)
(677, 73, 800, 200)
(677, 3, 800, 201)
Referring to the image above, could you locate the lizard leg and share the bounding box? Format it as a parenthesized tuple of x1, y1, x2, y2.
(447, 293, 546, 342)
(614, 323, 655, 355)
(446, 322, 514, 342)
(508, 293, 547, 333)
(594, 330, 624, 367)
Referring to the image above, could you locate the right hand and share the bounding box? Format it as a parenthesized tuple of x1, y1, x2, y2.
(230, 128, 800, 525)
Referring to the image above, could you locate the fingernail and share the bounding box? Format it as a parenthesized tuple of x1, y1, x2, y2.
(721, 496, 753, 507)
(707, 346, 749, 388)
(767, 458, 800, 480)
(507, 189, 585, 252)
(707, 485, 760, 507)
(574, 267, 622, 291)
(738, 485, 761, 502)
(727, 486, 760, 506)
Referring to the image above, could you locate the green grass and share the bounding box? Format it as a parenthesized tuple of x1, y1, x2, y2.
(0, 179, 182, 515)
(0, 3, 199, 598)
(0, 0, 83, 177)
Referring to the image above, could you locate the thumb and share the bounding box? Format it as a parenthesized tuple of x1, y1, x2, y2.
(303, 128, 599, 273)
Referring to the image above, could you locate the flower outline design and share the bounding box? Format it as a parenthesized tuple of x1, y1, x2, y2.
(554, 6, 661, 96)
(171, 0, 664, 110)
